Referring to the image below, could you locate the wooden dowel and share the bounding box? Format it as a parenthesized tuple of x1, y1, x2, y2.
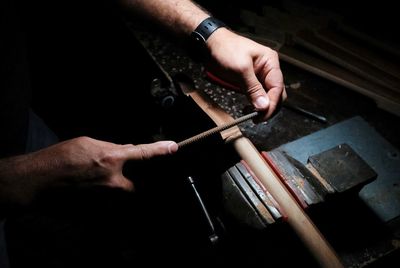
(179, 81, 343, 267)
(232, 136, 343, 267)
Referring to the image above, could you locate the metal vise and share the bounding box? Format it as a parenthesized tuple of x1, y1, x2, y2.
(221, 143, 377, 229)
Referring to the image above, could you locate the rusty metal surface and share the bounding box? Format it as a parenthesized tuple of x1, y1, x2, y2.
(228, 164, 275, 225)
(221, 169, 268, 229)
(236, 162, 282, 220)
(267, 150, 326, 207)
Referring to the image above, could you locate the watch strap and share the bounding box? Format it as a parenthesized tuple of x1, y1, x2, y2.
(191, 17, 226, 43)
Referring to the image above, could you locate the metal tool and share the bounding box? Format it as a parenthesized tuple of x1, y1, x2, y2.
(177, 111, 260, 147)
(187, 176, 219, 245)
(283, 103, 327, 123)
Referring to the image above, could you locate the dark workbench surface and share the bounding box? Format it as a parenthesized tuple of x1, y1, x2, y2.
(129, 24, 400, 152)
(125, 9, 400, 267)
(11, 1, 398, 267)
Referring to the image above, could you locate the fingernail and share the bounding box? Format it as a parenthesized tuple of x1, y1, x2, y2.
(168, 142, 178, 154)
(255, 96, 269, 109)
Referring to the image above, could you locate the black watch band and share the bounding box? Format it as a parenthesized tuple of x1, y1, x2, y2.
(191, 17, 226, 43)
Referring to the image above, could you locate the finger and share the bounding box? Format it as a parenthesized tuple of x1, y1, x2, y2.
(121, 141, 178, 161)
(107, 174, 135, 192)
(263, 67, 285, 118)
(265, 86, 284, 118)
(282, 86, 288, 101)
(241, 68, 270, 111)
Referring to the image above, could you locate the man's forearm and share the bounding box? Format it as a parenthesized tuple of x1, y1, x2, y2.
(120, 0, 286, 119)
(0, 153, 45, 207)
(119, 0, 209, 35)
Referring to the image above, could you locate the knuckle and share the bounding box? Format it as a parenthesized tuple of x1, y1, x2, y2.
(76, 136, 92, 143)
(236, 62, 250, 74)
(247, 83, 263, 96)
(106, 175, 135, 192)
(262, 47, 277, 58)
(270, 49, 279, 59)
(97, 151, 120, 167)
(136, 145, 150, 160)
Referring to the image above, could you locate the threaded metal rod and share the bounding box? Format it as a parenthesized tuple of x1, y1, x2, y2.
(177, 111, 259, 147)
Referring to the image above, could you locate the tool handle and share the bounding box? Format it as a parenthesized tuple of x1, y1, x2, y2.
(233, 137, 343, 267)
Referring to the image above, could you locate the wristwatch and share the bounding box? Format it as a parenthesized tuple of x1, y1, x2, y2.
(191, 17, 226, 44)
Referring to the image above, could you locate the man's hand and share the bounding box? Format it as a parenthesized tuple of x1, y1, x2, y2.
(0, 137, 178, 206)
(119, 0, 286, 119)
(206, 28, 287, 120)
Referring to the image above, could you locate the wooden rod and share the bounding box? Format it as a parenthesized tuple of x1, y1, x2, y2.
(232, 136, 343, 267)
(179, 81, 343, 267)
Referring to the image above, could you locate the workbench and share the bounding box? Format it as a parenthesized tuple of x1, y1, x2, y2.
(124, 12, 400, 267)
(12, 1, 398, 267)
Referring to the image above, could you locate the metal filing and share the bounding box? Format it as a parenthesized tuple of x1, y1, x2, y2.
(177, 111, 260, 147)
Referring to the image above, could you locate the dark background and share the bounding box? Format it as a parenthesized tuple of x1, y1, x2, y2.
(4, 0, 400, 267)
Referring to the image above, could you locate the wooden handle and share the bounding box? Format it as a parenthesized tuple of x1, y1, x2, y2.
(233, 137, 342, 267)
(179, 81, 343, 267)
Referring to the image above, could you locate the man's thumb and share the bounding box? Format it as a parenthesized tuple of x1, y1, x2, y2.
(243, 71, 270, 110)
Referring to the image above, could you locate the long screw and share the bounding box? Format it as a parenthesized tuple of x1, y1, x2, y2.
(177, 111, 260, 148)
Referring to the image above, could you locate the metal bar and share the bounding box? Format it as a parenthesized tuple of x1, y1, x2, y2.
(177, 111, 259, 147)
(283, 103, 327, 123)
(187, 176, 219, 244)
